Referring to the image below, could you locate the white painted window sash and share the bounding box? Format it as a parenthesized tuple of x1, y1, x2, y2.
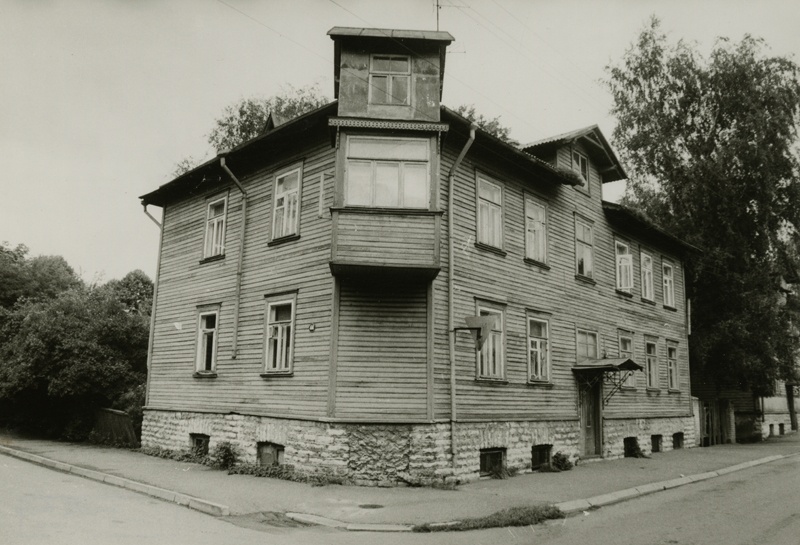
(204, 198, 226, 257)
(265, 301, 294, 372)
(641, 253, 654, 300)
(477, 309, 504, 379)
(273, 172, 300, 239)
(528, 318, 549, 381)
(663, 263, 675, 307)
(646, 341, 658, 388)
(525, 199, 547, 262)
(196, 311, 218, 372)
(616, 242, 633, 291)
(668, 346, 678, 390)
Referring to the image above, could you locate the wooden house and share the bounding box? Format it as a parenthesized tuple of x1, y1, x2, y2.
(140, 27, 697, 485)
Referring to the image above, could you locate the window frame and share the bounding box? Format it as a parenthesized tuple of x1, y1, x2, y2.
(476, 173, 504, 249)
(195, 308, 220, 374)
(576, 328, 599, 362)
(271, 164, 303, 241)
(476, 301, 505, 381)
(574, 216, 594, 279)
(263, 294, 297, 375)
(527, 315, 550, 383)
(572, 150, 589, 186)
(667, 343, 679, 391)
(615, 240, 633, 292)
(343, 135, 431, 209)
(645, 339, 659, 389)
(663, 261, 676, 308)
(641, 251, 654, 301)
(619, 332, 635, 388)
(524, 195, 547, 264)
(203, 195, 227, 259)
(368, 54, 411, 106)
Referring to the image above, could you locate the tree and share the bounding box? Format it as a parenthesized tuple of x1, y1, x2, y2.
(605, 17, 800, 394)
(174, 84, 330, 175)
(0, 242, 82, 309)
(454, 104, 518, 146)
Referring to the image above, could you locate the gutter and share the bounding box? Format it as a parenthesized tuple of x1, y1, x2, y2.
(142, 204, 163, 407)
(220, 156, 248, 359)
(447, 122, 478, 470)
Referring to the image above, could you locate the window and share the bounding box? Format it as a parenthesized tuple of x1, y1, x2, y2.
(525, 197, 547, 263)
(645, 340, 658, 388)
(257, 442, 285, 466)
(616, 241, 633, 292)
(575, 218, 594, 278)
(479, 448, 505, 476)
(577, 329, 598, 361)
(531, 444, 552, 471)
(663, 262, 675, 307)
(641, 252, 654, 300)
(477, 305, 504, 379)
(619, 334, 635, 388)
(572, 150, 589, 184)
(528, 317, 549, 382)
(204, 197, 226, 258)
(369, 55, 410, 105)
(272, 167, 301, 239)
(190, 434, 210, 456)
(478, 175, 503, 248)
(265, 297, 295, 374)
(668, 344, 678, 390)
(196, 311, 218, 373)
(345, 136, 429, 208)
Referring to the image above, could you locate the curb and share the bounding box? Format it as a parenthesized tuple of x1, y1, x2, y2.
(0, 445, 230, 517)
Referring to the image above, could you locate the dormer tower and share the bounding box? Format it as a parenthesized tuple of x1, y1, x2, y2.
(328, 27, 454, 122)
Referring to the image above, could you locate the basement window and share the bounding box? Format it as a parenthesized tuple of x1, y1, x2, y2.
(623, 437, 640, 458)
(479, 448, 506, 477)
(257, 442, 285, 466)
(672, 432, 684, 449)
(651, 434, 663, 453)
(531, 444, 552, 471)
(190, 433, 210, 456)
(779, 423, 785, 436)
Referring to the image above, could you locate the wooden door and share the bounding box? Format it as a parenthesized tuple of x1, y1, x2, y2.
(580, 379, 602, 456)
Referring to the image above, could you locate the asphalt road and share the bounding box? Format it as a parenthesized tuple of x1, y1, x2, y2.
(2, 452, 799, 545)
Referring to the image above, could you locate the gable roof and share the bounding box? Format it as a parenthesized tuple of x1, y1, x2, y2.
(522, 125, 627, 183)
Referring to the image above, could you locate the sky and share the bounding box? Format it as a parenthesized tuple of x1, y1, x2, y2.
(2, 0, 799, 282)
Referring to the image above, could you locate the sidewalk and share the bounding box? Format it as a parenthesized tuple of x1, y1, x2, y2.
(2, 430, 799, 530)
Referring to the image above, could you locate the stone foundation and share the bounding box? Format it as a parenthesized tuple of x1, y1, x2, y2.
(142, 410, 695, 485)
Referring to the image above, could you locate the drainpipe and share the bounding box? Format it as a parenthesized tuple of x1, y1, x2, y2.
(220, 156, 248, 359)
(448, 122, 478, 472)
(142, 203, 163, 408)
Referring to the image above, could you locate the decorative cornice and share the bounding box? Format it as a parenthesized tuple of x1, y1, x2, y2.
(328, 117, 449, 132)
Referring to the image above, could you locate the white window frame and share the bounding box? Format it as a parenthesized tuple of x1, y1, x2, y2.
(641, 251, 654, 301)
(575, 217, 594, 278)
(619, 333, 635, 388)
(264, 295, 296, 374)
(645, 340, 658, 389)
(616, 241, 633, 292)
(576, 328, 598, 362)
(203, 196, 227, 258)
(476, 303, 505, 380)
(477, 174, 503, 249)
(369, 54, 411, 105)
(344, 135, 430, 208)
(196, 309, 219, 373)
(667, 344, 679, 390)
(572, 150, 589, 185)
(525, 196, 547, 263)
(663, 261, 676, 307)
(527, 316, 550, 382)
(272, 165, 302, 240)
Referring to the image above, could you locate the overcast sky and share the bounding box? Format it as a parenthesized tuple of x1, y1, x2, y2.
(2, 0, 799, 282)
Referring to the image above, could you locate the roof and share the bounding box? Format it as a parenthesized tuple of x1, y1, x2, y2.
(572, 358, 643, 373)
(602, 201, 700, 256)
(522, 125, 627, 183)
(327, 27, 454, 43)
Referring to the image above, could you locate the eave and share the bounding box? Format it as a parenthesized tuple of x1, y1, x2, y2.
(602, 201, 700, 257)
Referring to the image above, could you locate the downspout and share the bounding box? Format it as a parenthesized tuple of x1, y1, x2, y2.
(448, 122, 478, 472)
(142, 203, 163, 409)
(220, 156, 248, 359)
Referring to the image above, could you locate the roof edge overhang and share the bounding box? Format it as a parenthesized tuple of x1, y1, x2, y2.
(602, 201, 701, 256)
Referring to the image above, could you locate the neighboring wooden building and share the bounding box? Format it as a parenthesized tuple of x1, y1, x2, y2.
(140, 27, 697, 485)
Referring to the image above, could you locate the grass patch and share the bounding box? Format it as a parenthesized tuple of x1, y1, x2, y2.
(413, 504, 562, 532)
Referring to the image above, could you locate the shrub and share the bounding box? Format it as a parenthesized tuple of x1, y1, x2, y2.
(210, 441, 238, 470)
(551, 452, 573, 471)
(414, 504, 562, 532)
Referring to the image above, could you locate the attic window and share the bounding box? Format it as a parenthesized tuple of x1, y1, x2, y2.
(370, 55, 410, 105)
(572, 151, 589, 183)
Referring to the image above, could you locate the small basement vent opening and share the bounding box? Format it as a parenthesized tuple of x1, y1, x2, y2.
(672, 432, 684, 449)
(651, 434, 663, 453)
(479, 448, 506, 477)
(190, 433, 210, 456)
(769, 424, 775, 437)
(257, 442, 285, 466)
(779, 423, 785, 436)
(531, 444, 553, 471)
(623, 437, 641, 458)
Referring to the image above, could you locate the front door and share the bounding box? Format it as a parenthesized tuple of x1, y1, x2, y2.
(580, 379, 602, 456)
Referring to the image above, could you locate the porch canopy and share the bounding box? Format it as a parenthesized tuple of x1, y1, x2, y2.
(572, 358, 644, 404)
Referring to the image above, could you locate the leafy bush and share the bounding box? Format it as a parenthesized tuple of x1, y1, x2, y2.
(209, 441, 238, 470)
(551, 452, 573, 471)
(414, 504, 562, 532)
